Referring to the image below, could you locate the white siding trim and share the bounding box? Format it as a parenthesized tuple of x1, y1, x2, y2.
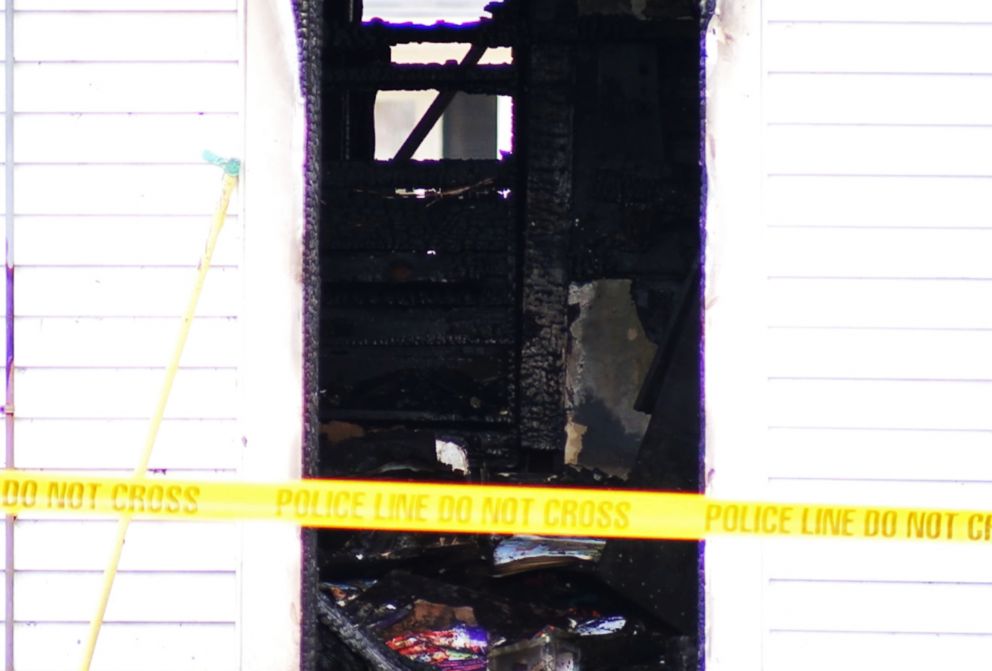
(704, 0, 767, 668)
(238, 0, 304, 669)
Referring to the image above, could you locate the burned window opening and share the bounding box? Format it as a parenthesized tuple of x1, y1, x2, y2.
(304, 0, 702, 669)
(373, 90, 503, 161)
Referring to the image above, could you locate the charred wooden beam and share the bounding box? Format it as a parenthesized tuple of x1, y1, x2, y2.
(518, 4, 575, 454)
(321, 193, 513, 253)
(394, 43, 490, 160)
(548, 15, 699, 42)
(324, 159, 515, 189)
(321, 344, 516, 425)
(328, 20, 516, 49)
(298, 0, 326, 669)
(322, 306, 516, 348)
(327, 62, 517, 94)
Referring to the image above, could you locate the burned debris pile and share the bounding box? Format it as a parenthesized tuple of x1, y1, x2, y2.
(313, 441, 695, 670)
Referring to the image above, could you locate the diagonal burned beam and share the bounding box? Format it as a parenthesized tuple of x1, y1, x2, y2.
(393, 43, 488, 161)
(635, 261, 701, 414)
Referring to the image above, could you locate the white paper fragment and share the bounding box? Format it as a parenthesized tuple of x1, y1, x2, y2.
(435, 440, 469, 474)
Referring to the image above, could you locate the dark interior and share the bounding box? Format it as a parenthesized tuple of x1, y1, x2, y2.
(295, 1, 705, 668)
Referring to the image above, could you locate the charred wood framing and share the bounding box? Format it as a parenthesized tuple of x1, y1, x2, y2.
(518, 5, 575, 453)
(318, 0, 522, 471)
(315, 0, 700, 461)
(295, 0, 324, 668)
(324, 158, 514, 188)
(327, 62, 517, 94)
(303, 0, 703, 665)
(329, 19, 516, 48)
(393, 43, 491, 159)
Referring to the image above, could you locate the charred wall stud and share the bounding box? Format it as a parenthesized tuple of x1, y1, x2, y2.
(518, 1, 576, 461)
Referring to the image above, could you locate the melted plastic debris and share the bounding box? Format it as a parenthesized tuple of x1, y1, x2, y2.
(385, 625, 488, 670)
(492, 535, 606, 575)
(570, 615, 626, 636)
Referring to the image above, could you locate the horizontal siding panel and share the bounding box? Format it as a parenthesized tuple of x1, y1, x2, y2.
(14, 418, 239, 470)
(767, 329, 992, 380)
(765, 0, 992, 23)
(18, 317, 239, 368)
(765, 23, 992, 74)
(16, 267, 239, 317)
(767, 631, 992, 671)
(3, 4, 246, 667)
(767, 279, 992, 329)
(766, 228, 992, 279)
(16, 114, 239, 165)
(16, 12, 237, 62)
(719, 2, 992, 665)
(0, 516, 277, 569)
(767, 74, 992, 126)
(767, 428, 992, 481)
(768, 478, 992, 510)
(15, 164, 238, 215)
(0, 318, 7, 361)
(14, 571, 235, 623)
(15, 520, 236, 571)
(766, 175, 992, 229)
(15, 368, 238, 419)
(17, 63, 240, 113)
(766, 125, 992, 177)
(16, 216, 241, 267)
(767, 580, 992, 633)
(19, 1, 235, 9)
(16, 622, 236, 671)
(13, 470, 236, 483)
(767, 539, 992, 583)
(767, 379, 992, 430)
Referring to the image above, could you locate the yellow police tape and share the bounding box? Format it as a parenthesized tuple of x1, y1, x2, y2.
(5, 470, 992, 543)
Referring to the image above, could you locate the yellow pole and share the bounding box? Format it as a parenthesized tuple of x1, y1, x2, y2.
(79, 160, 240, 671)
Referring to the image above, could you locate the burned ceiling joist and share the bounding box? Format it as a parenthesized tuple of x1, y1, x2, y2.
(326, 63, 518, 94)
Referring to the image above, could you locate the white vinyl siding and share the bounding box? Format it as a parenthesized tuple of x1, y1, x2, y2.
(7, 2, 242, 670)
(706, 1, 992, 669)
